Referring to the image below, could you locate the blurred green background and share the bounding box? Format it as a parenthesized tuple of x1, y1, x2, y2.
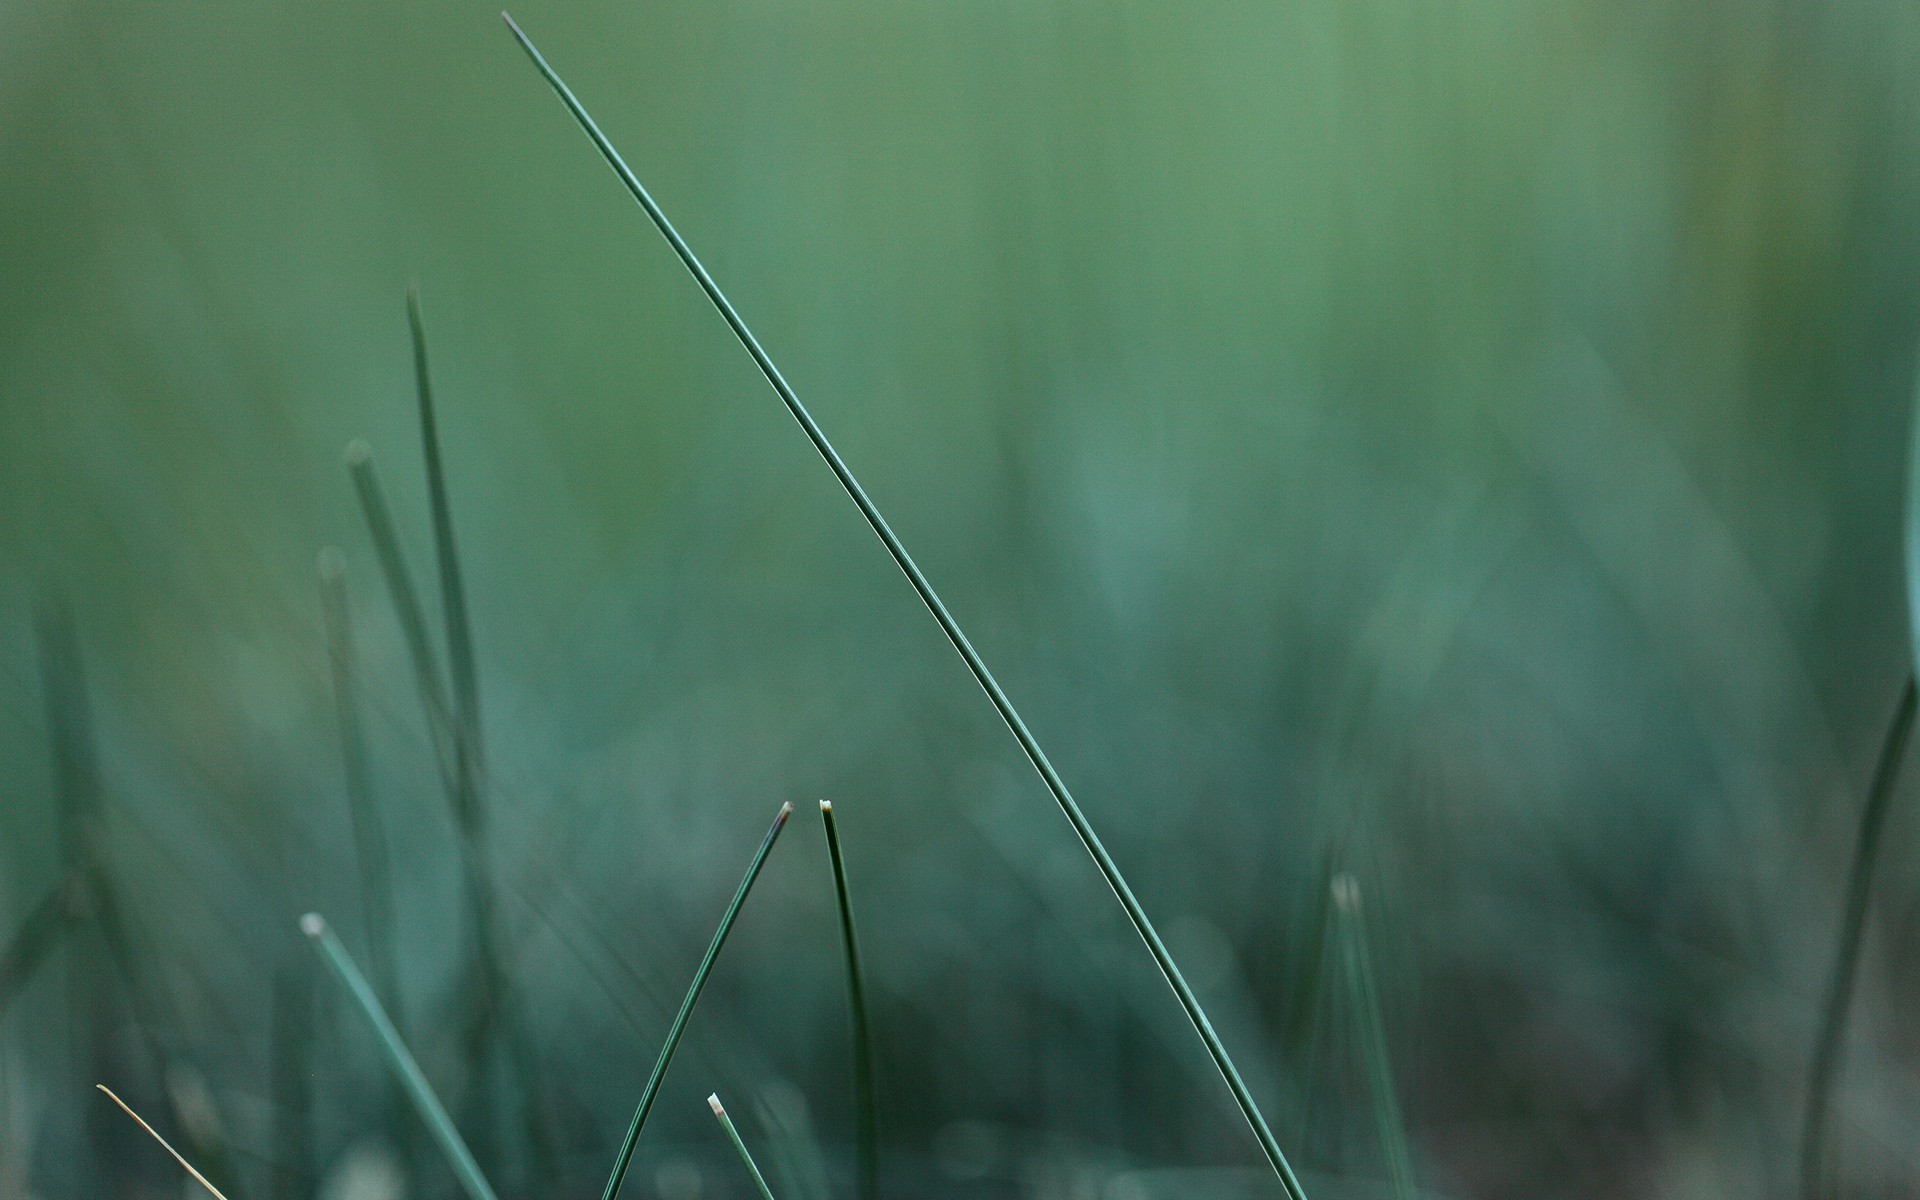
(4, 0, 1920, 1198)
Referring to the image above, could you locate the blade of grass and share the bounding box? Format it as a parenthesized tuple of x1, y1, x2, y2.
(501, 20, 1308, 1196)
(1799, 676, 1916, 1200)
(344, 440, 458, 783)
(600, 802, 793, 1200)
(318, 548, 404, 1022)
(0, 879, 72, 1019)
(408, 284, 485, 771)
(818, 801, 877, 1200)
(303, 913, 501, 1200)
(401, 288, 552, 1179)
(1331, 874, 1415, 1200)
(98, 1084, 231, 1200)
(708, 1094, 779, 1200)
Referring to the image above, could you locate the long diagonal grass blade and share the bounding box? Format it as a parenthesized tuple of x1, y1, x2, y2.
(501, 18, 1308, 1198)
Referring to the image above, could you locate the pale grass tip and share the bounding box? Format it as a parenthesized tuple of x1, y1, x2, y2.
(344, 439, 372, 467)
(708, 1093, 726, 1116)
(1331, 873, 1361, 912)
(300, 913, 328, 939)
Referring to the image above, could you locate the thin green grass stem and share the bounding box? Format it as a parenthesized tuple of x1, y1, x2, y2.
(1800, 676, 1917, 1200)
(819, 801, 877, 1200)
(1332, 875, 1415, 1200)
(407, 284, 484, 768)
(344, 441, 458, 783)
(599, 802, 793, 1200)
(302, 913, 501, 1200)
(502, 20, 1307, 1197)
(708, 1094, 779, 1200)
(318, 549, 404, 1022)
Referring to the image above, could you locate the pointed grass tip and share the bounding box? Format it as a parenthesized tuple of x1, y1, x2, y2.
(97, 1084, 232, 1200)
(778, 801, 794, 821)
(300, 913, 328, 939)
(707, 1093, 726, 1116)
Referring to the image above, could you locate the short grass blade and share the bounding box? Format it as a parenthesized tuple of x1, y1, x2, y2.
(599, 802, 793, 1200)
(819, 801, 877, 1200)
(708, 1094, 779, 1200)
(302, 913, 501, 1200)
(502, 20, 1308, 1196)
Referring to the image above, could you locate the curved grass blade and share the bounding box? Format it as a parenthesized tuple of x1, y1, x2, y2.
(708, 1094, 779, 1200)
(302, 913, 501, 1200)
(819, 802, 877, 1200)
(501, 20, 1308, 1197)
(1799, 677, 1916, 1200)
(318, 548, 404, 1022)
(1332, 875, 1415, 1200)
(600, 802, 793, 1200)
(97, 1084, 231, 1200)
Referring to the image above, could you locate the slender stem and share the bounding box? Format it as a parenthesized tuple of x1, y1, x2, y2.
(599, 802, 793, 1200)
(318, 548, 404, 1023)
(708, 1094, 779, 1200)
(1800, 676, 1917, 1200)
(97, 1085, 232, 1200)
(344, 440, 457, 782)
(402, 286, 551, 1180)
(303, 914, 501, 1200)
(502, 20, 1308, 1197)
(1332, 875, 1415, 1200)
(408, 284, 485, 769)
(819, 801, 877, 1200)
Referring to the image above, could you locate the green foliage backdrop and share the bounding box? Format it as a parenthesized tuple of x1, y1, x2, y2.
(4, 1, 1920, 1198)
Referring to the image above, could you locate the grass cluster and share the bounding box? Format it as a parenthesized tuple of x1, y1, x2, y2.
(2, 6, 1919, 1200)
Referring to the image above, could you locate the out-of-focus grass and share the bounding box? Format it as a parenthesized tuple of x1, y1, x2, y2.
(2, 1, 1920, 1199)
